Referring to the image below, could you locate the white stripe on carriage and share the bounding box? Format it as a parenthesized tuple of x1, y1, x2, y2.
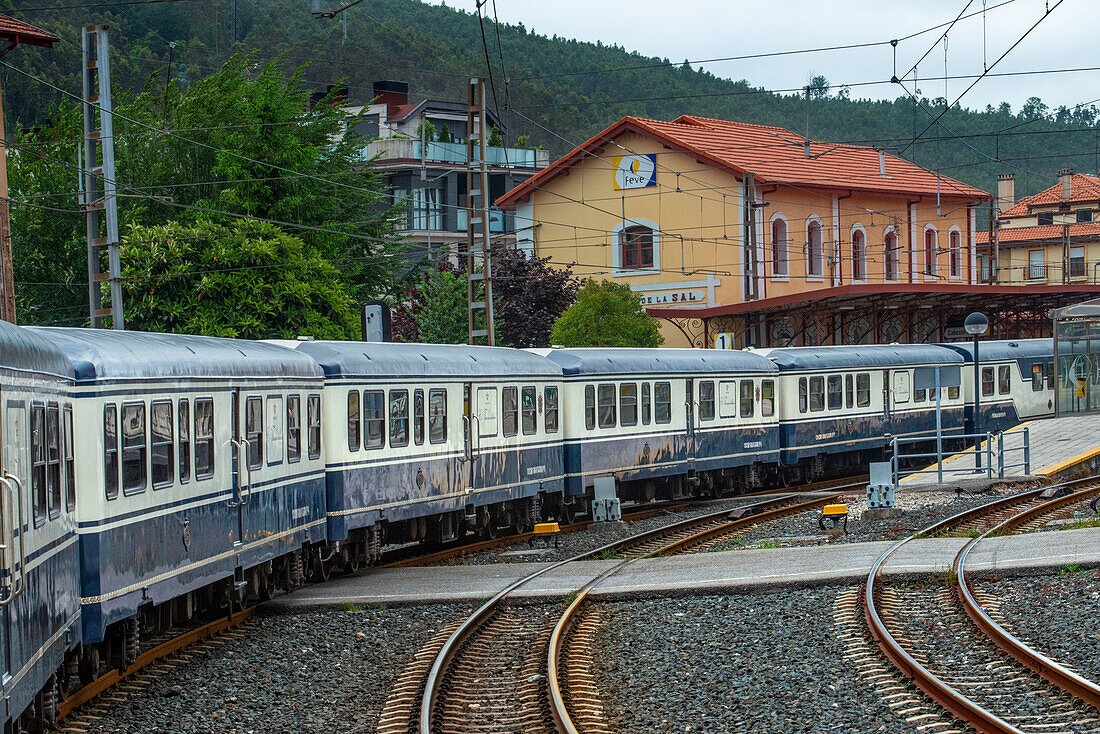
(6, 610, 80, 692)
(79, 519, 326, 605)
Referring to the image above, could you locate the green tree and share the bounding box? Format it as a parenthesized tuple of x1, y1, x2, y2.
(487, 125, 504, 147)
(122, 219, 360, 339)
(436, 124, 453, 143)
(415, 117, 437, 142)
(550, 280, 663, 348)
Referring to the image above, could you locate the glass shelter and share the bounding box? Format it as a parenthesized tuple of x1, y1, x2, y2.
(1051, 298, 1100, 415)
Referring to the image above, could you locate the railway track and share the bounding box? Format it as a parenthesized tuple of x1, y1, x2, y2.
(865, 476, 1100, 734)
(409, 487, 848, 734)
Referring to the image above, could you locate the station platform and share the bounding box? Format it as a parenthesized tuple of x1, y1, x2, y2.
(901, 414, 1100, 486)
(263, 528, 1100, 611)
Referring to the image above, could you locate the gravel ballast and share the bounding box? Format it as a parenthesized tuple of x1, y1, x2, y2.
(75, 603, 476, 734)
(592, 588, 918, 734)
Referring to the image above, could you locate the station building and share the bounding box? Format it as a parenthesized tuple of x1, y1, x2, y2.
(497, 115, 1100, 348)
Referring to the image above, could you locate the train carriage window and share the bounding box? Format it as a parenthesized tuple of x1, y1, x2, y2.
(761, 380, 775, 418)
(502, 387, 519, 437)
(698, 381, 715, 422)
(347, 390, 361, 451)
(63, 405, 75, 512)
(178, 400, 191, 484)
(544, 387, 559, 434)
(389, 390, 410, 447)
(809, 377, 825, 412)
(914, 387, 926, 403)
(267, 396, 284, 464)
(981, 367, 995, 397)
(522, 387, 538, 435)
(892, 372, 910, 404)
(287, 395, 302, 463)
(798, 377, 808, 413)
(364, 391, 385, 448)
(856, 373, 871, 408)
(654, 382, 672, 424)
(740, 381, 754, 418)
(597, 384, 616, 428)
(413, 390, 425, 445)
(845, 375, 854, 409)
(30, 404, 45, 523)
(476, 388, 498, 437)
(1046, 361, 1054, 390)
(948, 386, 960, 400)
(46, 404, 61, 518)
(619, 383, 638, 427)
(307, 395, 322, 459)
(429, 389, 447, 443)
(584, 386, 596, 430)
(827, 376, 842, 410)
(245, 397, 263, 469)
(1032, 364, 1044, 392)
(641, 383, 651, 425)
(121, 402, 148, 495)
(150, 400, 174, 489)
(998, 365, 1011, 394)
(194, 398, 215, 480)
(718, 381, 737, 420)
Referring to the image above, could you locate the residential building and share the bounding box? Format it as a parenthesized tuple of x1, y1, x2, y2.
(497, 115, 1100, 347)
(978, 169, 1100, 286)
(346, 81, 550, 260)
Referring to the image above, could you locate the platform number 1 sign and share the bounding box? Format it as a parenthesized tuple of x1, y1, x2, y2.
(714, 332, 734, 350)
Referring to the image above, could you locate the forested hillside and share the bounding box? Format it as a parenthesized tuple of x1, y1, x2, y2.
(0, 0, 1096, 200)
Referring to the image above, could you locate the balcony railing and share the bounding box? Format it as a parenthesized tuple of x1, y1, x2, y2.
(363, 138, 550, 169)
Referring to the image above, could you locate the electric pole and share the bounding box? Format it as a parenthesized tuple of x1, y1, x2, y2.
(466, 77, 495, 346)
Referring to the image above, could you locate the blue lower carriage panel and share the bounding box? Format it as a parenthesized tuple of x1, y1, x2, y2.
(325, 444, 565, 541)
(563, 430, 688, 496)
(3, 536, 81, 728)
(78, 475, 326, 644)
(692, 426, 779, 473)
(779, 408, 967, 466)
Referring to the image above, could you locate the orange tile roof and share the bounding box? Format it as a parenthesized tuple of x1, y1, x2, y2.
(976, 222, 1100, 245)
(498, 114, 989, 208)
(0, 14, 57, 46)
(1000, 173, 1100, 217)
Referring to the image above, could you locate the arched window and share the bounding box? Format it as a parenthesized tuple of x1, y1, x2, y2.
(884, 230, 899, 281)
(949, 229, 961, 279)
(924, 227, 937, 276)
(771, 217, 788, 277)
(807, 219, 823, 277)
(620, 225, 654, 269)
(851, 228, 866, 281)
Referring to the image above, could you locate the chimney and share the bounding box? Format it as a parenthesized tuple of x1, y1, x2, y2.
(372, 80, 409, 117)
(878, 149, 886, 176)
(1058, 167, 1074, 200)
(997, 173, 1015, 215)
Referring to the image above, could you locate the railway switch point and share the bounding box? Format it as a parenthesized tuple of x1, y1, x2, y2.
(529, 523, 561, 549)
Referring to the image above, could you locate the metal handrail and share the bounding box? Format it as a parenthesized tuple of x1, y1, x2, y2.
(891, 427, 1030, 486)
(4, 473, 26, 599)
(0, 477, 15, 606)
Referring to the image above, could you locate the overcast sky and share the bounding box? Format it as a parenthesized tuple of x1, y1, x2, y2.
(426, 0, 1093, 114)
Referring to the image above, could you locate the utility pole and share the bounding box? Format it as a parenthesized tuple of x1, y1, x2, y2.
(0, 17, 57, 323)
(744, 173, 757, 300)
(82, 25, 124, 329)
(466, 77, 495, 346)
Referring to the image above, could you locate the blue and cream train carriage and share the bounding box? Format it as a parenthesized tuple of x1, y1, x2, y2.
(536, 348, 781, 507)
(27, 328, 327, 682)
(0, 321, 80, 730)
(281, 340, 566, 547)
(940, 338, 1055, 433)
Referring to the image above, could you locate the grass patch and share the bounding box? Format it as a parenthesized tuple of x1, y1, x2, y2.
(1059, 564, 1086, 575)
(598, 547, 619, 560)
(756, 539, 777, 549)
(343, 602, 366, 612)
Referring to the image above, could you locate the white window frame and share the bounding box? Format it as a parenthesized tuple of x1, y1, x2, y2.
(769, 212, 789, 281)
(1028, 249, 1045, 280)
(849, 223, 867, 284)
(805, 215, 825, 281)
(923, 224, 939, 280)
(947, 225, 962, 281)
(612, 218, 660, 277)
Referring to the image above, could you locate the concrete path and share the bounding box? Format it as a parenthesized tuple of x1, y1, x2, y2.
(902, 414, 1100, 486)
(264, 528, 1100, 611)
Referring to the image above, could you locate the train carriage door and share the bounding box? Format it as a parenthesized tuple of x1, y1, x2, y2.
(462, 383, 475, 491)
(0, 393, 23, 687)
(685, 378, 696, 464)
(882, 370, 891, 420)
(229, 389, 244, 545)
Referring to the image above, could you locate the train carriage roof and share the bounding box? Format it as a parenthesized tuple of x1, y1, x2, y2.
(532, 348, 778, 377)
(0, 321, 74, 381)
(938, 338, 1052, 363)
(756, 344, 964, 370)
(29, 328, 322, 383)
(277, 340, 563, 379)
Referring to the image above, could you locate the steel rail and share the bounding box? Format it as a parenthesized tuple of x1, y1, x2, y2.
(864, 473, 1100, 734)
(546, 492, 841, 733)
(417, 488, 846, 734)
(955, 482, 1100, 710)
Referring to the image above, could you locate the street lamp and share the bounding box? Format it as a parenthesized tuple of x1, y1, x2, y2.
(965, 312, 989, 469)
